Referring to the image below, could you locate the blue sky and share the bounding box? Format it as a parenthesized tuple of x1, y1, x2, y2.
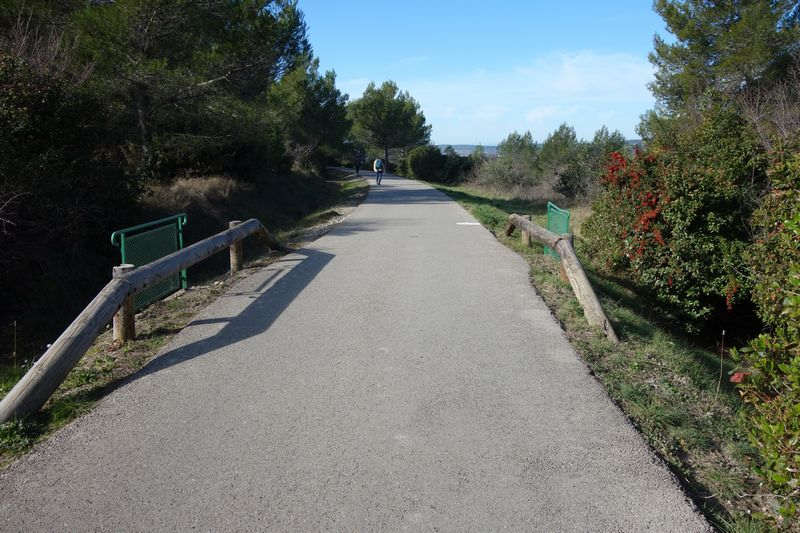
(297, 1, 670, 145)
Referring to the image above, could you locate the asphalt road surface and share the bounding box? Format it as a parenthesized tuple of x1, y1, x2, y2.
(0, 174, 710, 531)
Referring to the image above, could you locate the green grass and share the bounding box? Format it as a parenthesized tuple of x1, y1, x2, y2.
(430, 182, 769, 532)
(0, 329, 173, 468)
(0, 173, 368, 467)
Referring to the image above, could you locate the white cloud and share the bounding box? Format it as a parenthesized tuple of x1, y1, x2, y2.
(525, 105, 578, 124)
(513, 51, 653, 100)
(339, 50, 655, 144)
(466, 104, 512, 121)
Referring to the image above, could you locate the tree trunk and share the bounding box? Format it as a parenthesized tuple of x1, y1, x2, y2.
(384, 145, 389, 168)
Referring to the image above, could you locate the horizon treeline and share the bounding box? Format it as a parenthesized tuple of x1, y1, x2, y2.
(409, 123, 629, 201)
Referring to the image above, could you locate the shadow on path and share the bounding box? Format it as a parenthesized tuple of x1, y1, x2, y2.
(126, 247, 334, 382)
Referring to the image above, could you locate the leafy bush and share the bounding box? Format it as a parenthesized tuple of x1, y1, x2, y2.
(748, 151, 800, 327)
(472, 127, 626, 198)
(734, 319, 800, 520)
(582, 106, 768, 325)
(733, 151, 800, 521)
(441, 146, 473, 182)
(407, 144, 446, 182)
(0, 51, 140, 314)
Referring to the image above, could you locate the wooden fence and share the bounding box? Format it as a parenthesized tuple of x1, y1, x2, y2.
(0, 219, 280, 423)
(506, 214, 619, 344)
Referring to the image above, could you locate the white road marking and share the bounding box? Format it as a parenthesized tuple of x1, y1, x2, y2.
(456, 222, 480, 226)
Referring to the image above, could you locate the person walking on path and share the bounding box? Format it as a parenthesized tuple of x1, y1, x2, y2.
(373, 158, 384, 185)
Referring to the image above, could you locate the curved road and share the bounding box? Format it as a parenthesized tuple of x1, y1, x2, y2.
(0, 174, 709, 531)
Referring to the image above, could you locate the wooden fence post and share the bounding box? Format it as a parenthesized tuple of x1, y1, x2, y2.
(229, 220, 243, 274)
(521, 215, 532, 247)
(559, 233, 574, 283)
(112, 264, 136, 343)
(508, 214, 619, 343)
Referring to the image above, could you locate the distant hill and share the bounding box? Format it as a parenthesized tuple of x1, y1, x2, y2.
(437, 145, 498, 157)
(438, 141, 642, 157)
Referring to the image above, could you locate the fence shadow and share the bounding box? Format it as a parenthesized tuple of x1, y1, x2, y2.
(126, 247, 334, 382)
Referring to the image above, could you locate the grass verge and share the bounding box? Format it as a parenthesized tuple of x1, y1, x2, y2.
(0, 172, 367, 468)
(431, 181, 772, 532)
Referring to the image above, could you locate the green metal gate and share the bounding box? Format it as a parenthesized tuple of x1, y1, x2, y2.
(111, 214, 188, 310)
(543, 202, 570, 258)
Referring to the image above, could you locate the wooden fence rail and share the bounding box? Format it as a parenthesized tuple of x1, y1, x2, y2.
(0, 218, 280, 424)
(505, 213, 619, 344)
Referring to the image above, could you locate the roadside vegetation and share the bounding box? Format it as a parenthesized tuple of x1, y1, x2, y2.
(0, 0, 347, 370)
(414, 2, 800, 530)
(431, 182, 764, 532)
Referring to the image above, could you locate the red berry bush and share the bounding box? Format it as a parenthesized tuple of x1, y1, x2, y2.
(582, 107, 768, 326)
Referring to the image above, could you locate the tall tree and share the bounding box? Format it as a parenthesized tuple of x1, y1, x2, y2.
(73, 0, 310, 177)
(650, 0, 800, 114)
(269, 57, 350, 170)
(348, 80, 431, 166)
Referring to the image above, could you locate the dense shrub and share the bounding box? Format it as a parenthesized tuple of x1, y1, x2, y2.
(0, 52, 141, 346)
(407, 145, 446, 182)
(748, 151, 800, 327)
(733, 150, 800, 520)
(472, 127, 625, 198)
(582, 106, 768, 325)
(441, 146, 473, 182)
(480, 131, 540, 188)
(734, 301, 800, 520)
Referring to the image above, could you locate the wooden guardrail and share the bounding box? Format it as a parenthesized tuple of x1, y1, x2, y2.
(0, 218, 281, 423)
(506, 213, 619, 344)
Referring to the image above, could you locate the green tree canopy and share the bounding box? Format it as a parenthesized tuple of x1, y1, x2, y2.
(650, 0, 800, 113)
(348, 80, 431, 165)
(539, 124, 578, 169)
(497, 130, 538, 166)
(269, 57, 350, 170)
(70, 0, 311, 176)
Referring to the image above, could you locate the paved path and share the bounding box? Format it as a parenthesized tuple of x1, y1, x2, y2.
(0, 175, 709, 531)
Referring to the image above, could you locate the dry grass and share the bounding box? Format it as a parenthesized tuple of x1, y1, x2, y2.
(569, 204, 593, 239)
(465, 176, 566, 203)
(141, 175, 242, 219)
